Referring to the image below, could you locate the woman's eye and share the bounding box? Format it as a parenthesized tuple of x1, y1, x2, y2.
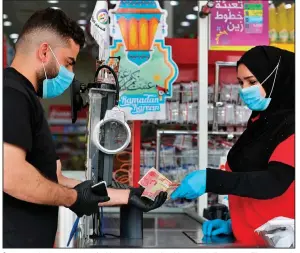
(250, 80, 257, 85)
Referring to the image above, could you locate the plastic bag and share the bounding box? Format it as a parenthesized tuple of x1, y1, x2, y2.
(255, 217, 294, 248)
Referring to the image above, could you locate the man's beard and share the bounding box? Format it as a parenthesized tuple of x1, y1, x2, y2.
(36, 59, 59, 97)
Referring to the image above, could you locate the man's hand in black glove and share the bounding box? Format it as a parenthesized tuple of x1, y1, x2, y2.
(68, 180, 110, 217)
(128, 187, 167, 212)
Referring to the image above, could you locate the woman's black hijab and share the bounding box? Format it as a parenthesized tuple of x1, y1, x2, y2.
(227, 46, 295, 171)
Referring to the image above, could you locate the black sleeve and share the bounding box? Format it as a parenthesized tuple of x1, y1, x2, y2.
(3, 87, 33, 152)
(206, 161, 295, 199)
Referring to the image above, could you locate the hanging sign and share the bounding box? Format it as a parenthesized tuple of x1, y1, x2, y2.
(210, 0, 269, 51)
(109, 0, 179, 120)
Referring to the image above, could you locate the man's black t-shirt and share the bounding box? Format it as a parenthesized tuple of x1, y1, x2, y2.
(3, 67, 58, 248)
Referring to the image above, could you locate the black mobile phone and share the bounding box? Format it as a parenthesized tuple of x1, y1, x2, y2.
(91, 181, 108, 197)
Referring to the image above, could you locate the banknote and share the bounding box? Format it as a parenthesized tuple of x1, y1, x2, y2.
(141, 183, 169, 201)
(139, 167, 179, 201)
(138, 167, 172, 188)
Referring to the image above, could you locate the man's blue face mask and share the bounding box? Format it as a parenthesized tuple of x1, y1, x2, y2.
(41, 46, 75, 99)
(239, 57, 281, 111)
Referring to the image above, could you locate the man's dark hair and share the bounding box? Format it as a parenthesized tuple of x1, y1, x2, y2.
(16, 8, 85, 50)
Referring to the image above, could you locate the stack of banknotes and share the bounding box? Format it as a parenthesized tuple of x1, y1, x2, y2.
(138, 168, 179, 201)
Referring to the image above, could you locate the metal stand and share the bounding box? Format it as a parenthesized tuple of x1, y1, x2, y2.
(120, 206, 143, 239)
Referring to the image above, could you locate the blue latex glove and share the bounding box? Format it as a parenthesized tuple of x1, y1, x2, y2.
(170, 170, 206, 200)
(202, 219, 232, 237)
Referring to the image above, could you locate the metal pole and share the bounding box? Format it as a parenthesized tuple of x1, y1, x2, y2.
(164, 1, 174, 38)
(155, 131, 161, 170)
(197, 0, 209, 217)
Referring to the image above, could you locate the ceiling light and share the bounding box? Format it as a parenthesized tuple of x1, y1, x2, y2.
(110, 0, 118, 4)
(80, 26, 86, 31)
(3, 14, 8, 19)
(170, 1, 179, 6)
(285, 4, 292, 9)
(13, 38, 18, 43)
(4, 21, 12, 26)
(80, 3, 87, 8)
(193, 6, 199, 11)
(268, 1, 273, 4)
(51, 6, 60, 10)
(47, 0, 59, 3)
(181, 21, 190, 27)
(77, 19, 87, 25)
(9, 33, 19, 39)
(80, 12, 87, 17)
(186, 14, 197, 20)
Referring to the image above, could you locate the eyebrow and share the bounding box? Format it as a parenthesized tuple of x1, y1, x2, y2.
(68, 57, 76, 65)
(237, 75, 255, 80)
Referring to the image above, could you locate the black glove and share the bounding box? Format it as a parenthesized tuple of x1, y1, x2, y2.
(128, 187, 167, 212)
(69, 180, 110, 217)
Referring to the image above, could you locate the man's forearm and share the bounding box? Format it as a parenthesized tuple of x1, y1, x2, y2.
(58, 175, 81, 189)
(4, 161, 77, 207)
(98, 188, 130, 207)
(56, 159, 81, 189)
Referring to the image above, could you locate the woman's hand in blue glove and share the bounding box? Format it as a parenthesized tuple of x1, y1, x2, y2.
(202, 219, 232, 236)
(170, 169, 207, 200)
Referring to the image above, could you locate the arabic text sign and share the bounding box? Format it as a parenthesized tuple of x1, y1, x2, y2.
(210, 0, 269, 50)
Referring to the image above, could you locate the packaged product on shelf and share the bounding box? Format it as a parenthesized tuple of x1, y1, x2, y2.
(168, 83, 181, 102)
(141, 149, 156, 168)
(208, 85, 215, 103)
(208, 148, 226, 168)
(140, 150, 145, 167)
(179, 102, 198, 124)
(159, 146, 177, 170)
(216, 106, 226, 125)
(235, 105, 245, 126)
(165, 101, 180, 123)
(181, 82, 198, 103)
(208, 103, 214, 124)
(220, 84, 240, 103)
(224, 103, 235, 125)
(235, 105, 252, 126)
(287, 4, 295, 43)
(269, 4, 278, 43)
(167, 167, 189, 183)
(173, 135, 193, 150)
(180, 149, 198, 169)
(277, 3, 289, 43)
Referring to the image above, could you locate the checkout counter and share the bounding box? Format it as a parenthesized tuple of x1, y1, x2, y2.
(61, 62, 238, 249)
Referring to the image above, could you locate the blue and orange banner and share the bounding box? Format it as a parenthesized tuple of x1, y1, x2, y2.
(109, 0, 179, 120)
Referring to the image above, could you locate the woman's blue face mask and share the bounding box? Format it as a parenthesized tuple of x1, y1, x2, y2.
(41, 46, 75, 99)
(239, 57, 281, 111)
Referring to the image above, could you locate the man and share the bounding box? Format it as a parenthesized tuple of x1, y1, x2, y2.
(3, 8, 167, 248)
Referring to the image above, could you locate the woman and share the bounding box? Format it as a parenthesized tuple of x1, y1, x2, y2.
(171, 46, 295, 246)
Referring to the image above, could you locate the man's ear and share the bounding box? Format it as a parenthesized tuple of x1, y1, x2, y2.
(37, 43, 50, 63)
